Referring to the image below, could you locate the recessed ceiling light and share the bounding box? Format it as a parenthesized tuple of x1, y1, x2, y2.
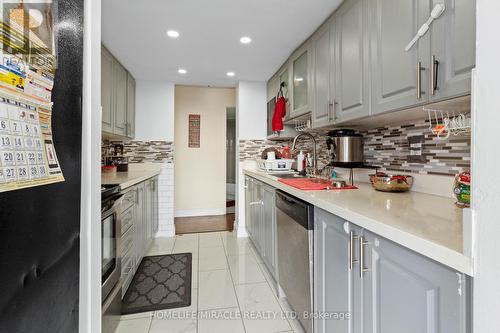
(178, 68, 187, 74)
(167, 30, 180, 38)
(240, 36, 252, 44)
(226, 72, 235, 77)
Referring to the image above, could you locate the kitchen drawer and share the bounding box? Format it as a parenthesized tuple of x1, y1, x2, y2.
(120, 206, 134, 236)
(121, 244, 135, 276)
(121, 225, 135, 257)
(121, 250, 135, 297)
(121, 188, 136, 211)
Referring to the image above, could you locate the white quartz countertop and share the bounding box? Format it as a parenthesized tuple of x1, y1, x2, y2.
(244, 169, 472, 275)
(102, 169, 160, 189)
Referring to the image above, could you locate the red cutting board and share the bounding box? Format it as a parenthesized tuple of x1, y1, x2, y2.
(278, 178, 357, 190)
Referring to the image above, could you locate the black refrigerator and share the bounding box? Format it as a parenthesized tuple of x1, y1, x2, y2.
(0, 0, 84, 332)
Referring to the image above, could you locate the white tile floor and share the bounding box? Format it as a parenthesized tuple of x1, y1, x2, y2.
(115, 231, 304, 333)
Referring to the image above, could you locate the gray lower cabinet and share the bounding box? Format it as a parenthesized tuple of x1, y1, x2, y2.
(245, 176, 278, 279)
(120, 177, 159, 296)
(244, 177, 253, 238)
(314, 207, 470, 333)
(370, 0, 430, 115)
(152, 177, 159, 234)
(333, 0, 370, 122)
(144, 177, 159, 240)
(261, 184, 277, 277)
(144, 181, 153, 246)
(362, 229, 470, 333)
(120, 187, 137, 296)
(314, 208, 361, 333)
(135, 182, 145, 266)
(429, 0, 476, 102)
(250, 180, 264, 253)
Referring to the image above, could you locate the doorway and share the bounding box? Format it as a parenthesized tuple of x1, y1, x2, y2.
(226, 107, 236, 214)
(173, 86, 236, 234)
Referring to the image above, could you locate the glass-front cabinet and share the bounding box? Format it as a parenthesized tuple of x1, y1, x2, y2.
(289, 41, 312, 119)
(278, 63, 291, 120)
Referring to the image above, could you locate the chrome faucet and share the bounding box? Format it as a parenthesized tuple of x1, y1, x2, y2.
(291, 132, 317, 175)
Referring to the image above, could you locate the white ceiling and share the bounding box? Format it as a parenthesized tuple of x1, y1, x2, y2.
(102, 0, 343, 87)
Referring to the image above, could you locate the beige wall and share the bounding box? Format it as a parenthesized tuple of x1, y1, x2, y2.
(174, 86, 236, 216)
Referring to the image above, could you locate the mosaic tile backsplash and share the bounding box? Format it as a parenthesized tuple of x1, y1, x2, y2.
(239, 119, 471, 176)
(362, 120, 470, 176)
(104, 140, 174, 163)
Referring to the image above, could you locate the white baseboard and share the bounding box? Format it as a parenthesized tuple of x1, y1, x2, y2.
(175, 208, 227, 218)
(154, 230, 175, 238)
(237, 226, 248, 238)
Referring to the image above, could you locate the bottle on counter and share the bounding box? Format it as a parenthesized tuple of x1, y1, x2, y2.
(297, 150, 305, 172)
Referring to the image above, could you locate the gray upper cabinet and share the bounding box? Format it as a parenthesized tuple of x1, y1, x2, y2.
(334, 0, 370, 122)
(101, 45, 136, 138)
(278, 64, 292, 121)
(289, 42, 312, 119)
(362, 229, 470, 333)
(429, 0, 476, 101)
(267, 74, 279, 102)
(370, 0, 431, 115)
(113, 63, 128, 136)
(371, 0, 475, 115)
(126, 73, 136, 138)
(269, 0, 475, 123)
(312, 21, 335, 129)
(101, 46, 114, 133)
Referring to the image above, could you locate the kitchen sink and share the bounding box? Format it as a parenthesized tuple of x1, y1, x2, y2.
(277, 173, 314, 179)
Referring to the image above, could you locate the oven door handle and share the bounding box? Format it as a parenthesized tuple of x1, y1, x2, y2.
(110, 193, 124, 206)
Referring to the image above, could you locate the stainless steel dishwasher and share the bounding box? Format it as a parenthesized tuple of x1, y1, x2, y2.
(276, 190, 314, 333)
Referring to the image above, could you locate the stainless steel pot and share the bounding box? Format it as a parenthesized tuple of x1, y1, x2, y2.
(326, 129, 363, 167)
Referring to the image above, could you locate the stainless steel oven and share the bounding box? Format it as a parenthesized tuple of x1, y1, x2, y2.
(101, 185, 123, 333)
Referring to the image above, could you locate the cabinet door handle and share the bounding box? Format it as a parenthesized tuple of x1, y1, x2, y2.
(431, 55, 439, 95)
(416, 61, 423, 99)
(359, 236, 369, 278)
(249, 200, 263, 206)
(328, 101, 334, 121)
(348, 231, 359, 270)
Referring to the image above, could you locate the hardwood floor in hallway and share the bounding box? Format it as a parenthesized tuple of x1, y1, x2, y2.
(175, 214, 235, 234)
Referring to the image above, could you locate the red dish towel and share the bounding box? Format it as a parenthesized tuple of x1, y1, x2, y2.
(272, 96, 287, 132)
(278, 178, 358, 191)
